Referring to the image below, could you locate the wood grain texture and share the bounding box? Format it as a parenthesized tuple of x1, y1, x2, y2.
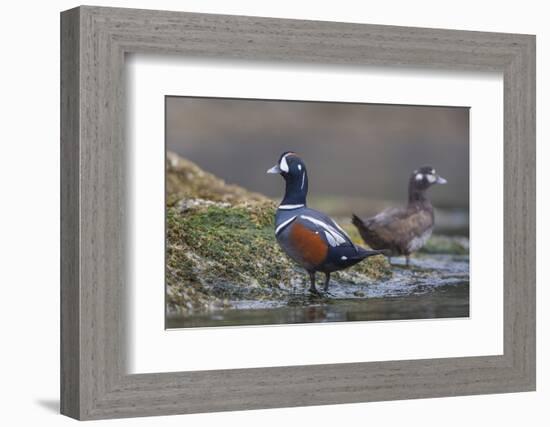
(60, 6, 536, 420)
(60, 7, 80, 419)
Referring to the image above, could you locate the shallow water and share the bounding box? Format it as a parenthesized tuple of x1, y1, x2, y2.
(166, 254, 470, 329)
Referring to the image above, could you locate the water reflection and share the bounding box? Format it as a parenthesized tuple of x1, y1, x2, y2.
(167, 283, 469, 329)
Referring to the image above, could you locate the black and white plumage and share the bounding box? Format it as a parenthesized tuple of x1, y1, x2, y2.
(267, 152, 384, 294)
(352, 166, 447, 267)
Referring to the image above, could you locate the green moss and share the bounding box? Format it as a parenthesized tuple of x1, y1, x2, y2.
(344, 254, 391, 280)
(420, 235, 469, 255)
(167, 203, 298, 291)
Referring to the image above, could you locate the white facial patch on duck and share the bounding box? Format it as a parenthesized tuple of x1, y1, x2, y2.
(300, 215, 347, 247)
(416, 172, 437, 183)
(279, 153, 291, 173)
(297, 164, 302, 171)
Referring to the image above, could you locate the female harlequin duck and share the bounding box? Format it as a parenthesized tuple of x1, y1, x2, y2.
(352, 166, 447, 267)
(267, 152, 384, 294)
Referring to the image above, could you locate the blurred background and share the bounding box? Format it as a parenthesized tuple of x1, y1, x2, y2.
(166, 96, 469, 235)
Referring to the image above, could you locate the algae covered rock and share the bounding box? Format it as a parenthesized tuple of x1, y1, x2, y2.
(165, 152, 391, 315)
(420, 235, 469, 255)
(166, 151, 267, 206)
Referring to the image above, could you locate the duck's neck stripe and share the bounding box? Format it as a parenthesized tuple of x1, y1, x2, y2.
(275, 216, 297, 235)
(278, 204, 304, 210)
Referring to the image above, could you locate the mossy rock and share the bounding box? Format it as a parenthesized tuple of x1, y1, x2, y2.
(166, 152, 267, 206)
(167, 203, 391, 314)
(420, 235, 469, 255)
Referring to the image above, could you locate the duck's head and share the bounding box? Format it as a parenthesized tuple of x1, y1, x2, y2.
(409, 166, 447, 193)
(267, 152, 308, 205)
(266, 151, 306, 178)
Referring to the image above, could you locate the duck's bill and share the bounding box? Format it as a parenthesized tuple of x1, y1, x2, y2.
(436, 176, 448, 184)
(267, 164, 282, 174)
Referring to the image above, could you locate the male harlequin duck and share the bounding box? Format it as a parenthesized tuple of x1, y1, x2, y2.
(352, 166, 447, 267)
(267, 152, 385, 294)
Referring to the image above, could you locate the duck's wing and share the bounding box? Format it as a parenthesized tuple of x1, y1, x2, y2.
(368, 207, 433, 244)
(279, 212, 382, 271)
(298, 209, 356, 249)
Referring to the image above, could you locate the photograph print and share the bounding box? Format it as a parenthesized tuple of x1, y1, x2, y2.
(165, 96, 469, 328)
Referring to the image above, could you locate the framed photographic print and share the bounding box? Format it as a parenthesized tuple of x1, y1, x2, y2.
(61, 6, 536, 420)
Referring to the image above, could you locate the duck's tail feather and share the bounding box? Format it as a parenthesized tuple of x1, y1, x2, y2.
(338, 246, 389, 269)
(351, 213, 366, 229)
(355, 246, 391, 259)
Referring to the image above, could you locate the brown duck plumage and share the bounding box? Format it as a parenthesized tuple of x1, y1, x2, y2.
(352, 166, 447, 266)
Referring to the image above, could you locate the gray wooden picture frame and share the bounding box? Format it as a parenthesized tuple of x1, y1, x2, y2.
(60, 5, 536, 420)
